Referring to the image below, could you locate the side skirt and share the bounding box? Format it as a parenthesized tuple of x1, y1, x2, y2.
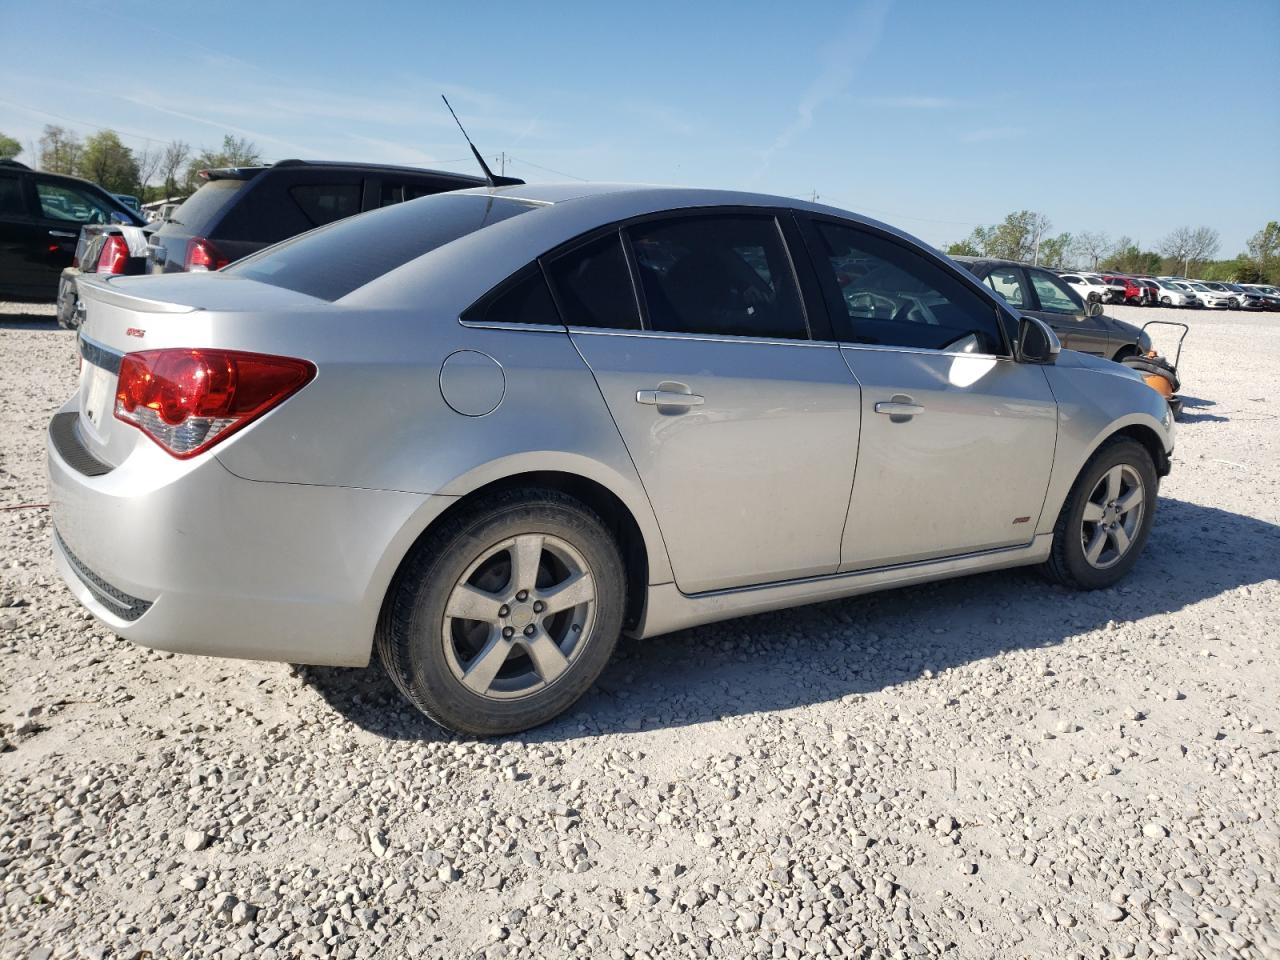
(632, 535, 1052, 639)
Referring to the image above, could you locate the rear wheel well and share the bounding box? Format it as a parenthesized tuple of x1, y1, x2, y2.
(393, 472, 649, 631)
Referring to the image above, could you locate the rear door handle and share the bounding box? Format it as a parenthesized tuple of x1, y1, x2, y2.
(874, 401, 924, 416)
(48, 230, 77, 239)
(636, 389, 704, 407)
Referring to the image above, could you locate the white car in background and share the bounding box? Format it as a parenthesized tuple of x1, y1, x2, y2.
(1150, 278, 1199, 307)
(1196, 281, 1241, 308)
(1182, 282, 1233, 309)
(1058, 273, 1111, 303)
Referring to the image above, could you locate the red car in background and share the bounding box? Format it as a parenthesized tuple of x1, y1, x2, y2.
(1102, 275, 1145, 305)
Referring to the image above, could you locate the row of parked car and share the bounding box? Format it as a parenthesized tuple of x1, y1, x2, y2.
(1058, 271, 1280, 311)
(0, 157, 514, 323)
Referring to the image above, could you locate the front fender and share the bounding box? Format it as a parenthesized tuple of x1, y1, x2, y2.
(1038, 358, 1174, 535)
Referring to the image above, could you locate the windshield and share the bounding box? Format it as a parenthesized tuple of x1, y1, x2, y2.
(1189, 283, 1209, 291)
(228, 193, 541, 301)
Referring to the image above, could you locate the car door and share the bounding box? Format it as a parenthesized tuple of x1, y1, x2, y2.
(550, 213, 862, 594)
(800, 218, 1058, 570)
(1024, 267, 1111, 356)
(29, 176, 117, 292)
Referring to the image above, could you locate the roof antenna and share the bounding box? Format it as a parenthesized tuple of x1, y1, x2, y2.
(442, 94, 508, 188)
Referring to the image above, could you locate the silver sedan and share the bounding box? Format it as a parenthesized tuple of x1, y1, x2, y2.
(47, 184, 1174, 735)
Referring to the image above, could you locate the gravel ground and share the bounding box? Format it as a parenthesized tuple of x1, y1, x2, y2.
(1, 303, 1278, 960)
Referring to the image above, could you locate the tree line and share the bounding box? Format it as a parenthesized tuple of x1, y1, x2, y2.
(946, 210, 1280, 285)
(0, 125, 261, 202)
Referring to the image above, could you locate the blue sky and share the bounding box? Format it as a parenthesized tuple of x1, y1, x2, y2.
(2, 0, 1276, 254)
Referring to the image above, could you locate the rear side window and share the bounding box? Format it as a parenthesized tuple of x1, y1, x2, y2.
(0, 174, 24, 216)
(290, 183, 361, 226)
(627, 215, 808, 340)
(168, 179, 248, 232)
(812, 221, 1006, 354)
(545, 233, 641, 330)
(462, 264, 561, 326)
(1027, 269, 1082, 314)
(227, 194, 539, 301)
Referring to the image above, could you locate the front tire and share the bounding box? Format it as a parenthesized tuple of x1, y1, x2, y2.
(376, 488, 626, 736)
(1040, 438, 1158, 590)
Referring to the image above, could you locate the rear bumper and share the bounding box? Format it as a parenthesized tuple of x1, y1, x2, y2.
(47, 398, 443, 667)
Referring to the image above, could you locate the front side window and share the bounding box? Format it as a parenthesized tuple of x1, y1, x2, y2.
(983, 266, 1028, 308)
(290, 183, 362, 226)
(545, 232, 641, 330)
(35, 180, 115, 224)
(812, 221, 1006, 354)
(1027, 269, 1083, 315)
(627, 215, 807, 339)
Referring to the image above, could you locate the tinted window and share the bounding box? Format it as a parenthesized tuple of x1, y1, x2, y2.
(290, 183, 361, 226)
(168, 179, 249, 233)
(0, 175, 24, 217)
(462, 264, 561, 326)
(545, 232, 641, 330)
(627, 215, 807, 339)
(34, 180, 116, 224)
(813, 222, 1006, 354)
(983, 266, 1027, 308)
(227, 194, 539, 301)
(1028, 269, 1083, 314)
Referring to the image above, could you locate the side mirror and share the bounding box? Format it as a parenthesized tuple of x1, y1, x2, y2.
(1017, 316, 1061, 364)
(1087, 301, 1104, 317)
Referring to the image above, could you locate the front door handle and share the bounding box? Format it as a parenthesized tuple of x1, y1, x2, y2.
(636, 389, 704, 407)
(48, 230, 77, 239)
(874, 401, 924, 416)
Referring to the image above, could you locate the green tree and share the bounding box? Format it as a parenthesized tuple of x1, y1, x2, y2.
(1037, 232, 1072, 269)
(954, 210, 1063, 264)
(1071, 231, 1111, 271)
(0, 131, 21, 160)
(1246, 220, 1280, 283)
(38, 125, 83, 174)
(945, 239, 981, 257)
(75, 130, 140, 194)
(184, 134, 262, 191)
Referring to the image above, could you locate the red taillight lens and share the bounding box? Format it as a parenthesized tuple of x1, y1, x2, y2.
(185, 237, 229, 272)
(114, 348, 315, 458)
(96, 235, 130, 274)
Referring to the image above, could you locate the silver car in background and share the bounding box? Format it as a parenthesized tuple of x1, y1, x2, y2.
(48, 184, 1174, 735)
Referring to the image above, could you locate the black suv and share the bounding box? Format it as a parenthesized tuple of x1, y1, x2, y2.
(147, 159, 521, 274)
(0, 159, 145, 300)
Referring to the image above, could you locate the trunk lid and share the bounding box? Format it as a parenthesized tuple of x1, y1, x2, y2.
(74, 273, 322, 467)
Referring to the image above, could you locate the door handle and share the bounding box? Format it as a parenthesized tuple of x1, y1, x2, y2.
(48, 230, 77, 239)
(636, 389, 704, 407)
(875, 401, 924, 416)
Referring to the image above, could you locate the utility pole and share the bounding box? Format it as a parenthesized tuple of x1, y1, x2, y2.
(1033, 219, 1044, 266)
(810, 190, 819, 203)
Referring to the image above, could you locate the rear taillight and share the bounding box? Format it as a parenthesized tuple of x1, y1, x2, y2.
(114, 348, 315, 458)
(95, 235, 130, 274)
(185, 237, 229, 272)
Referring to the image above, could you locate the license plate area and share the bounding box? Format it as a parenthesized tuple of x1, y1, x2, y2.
(77, 344, 120, 443)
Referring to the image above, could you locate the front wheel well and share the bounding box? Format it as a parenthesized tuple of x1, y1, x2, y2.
(390, 471, 649, 632)
(1109, 424, 1170, 477)
(1111, 344, 1141, 363)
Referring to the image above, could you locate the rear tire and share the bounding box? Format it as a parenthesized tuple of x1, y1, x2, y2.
(1040, 438, 1158, 590)
(376, 488, 626, 736)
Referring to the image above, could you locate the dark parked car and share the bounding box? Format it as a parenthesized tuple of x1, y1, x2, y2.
(0, 159, 145, 300)
(953, 257, 1153, 361)
(147, 159, 521, 274)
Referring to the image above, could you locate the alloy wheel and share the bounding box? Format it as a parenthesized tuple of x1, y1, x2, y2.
(1080, 465, 1145, 570)
(441, 534, 596, 700)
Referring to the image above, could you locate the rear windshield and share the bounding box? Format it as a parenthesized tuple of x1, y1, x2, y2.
(167, 179, 249, 231)
(226, 194, 539, 301)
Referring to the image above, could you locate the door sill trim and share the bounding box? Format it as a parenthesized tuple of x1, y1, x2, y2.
(633, 535, 1051, 638)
